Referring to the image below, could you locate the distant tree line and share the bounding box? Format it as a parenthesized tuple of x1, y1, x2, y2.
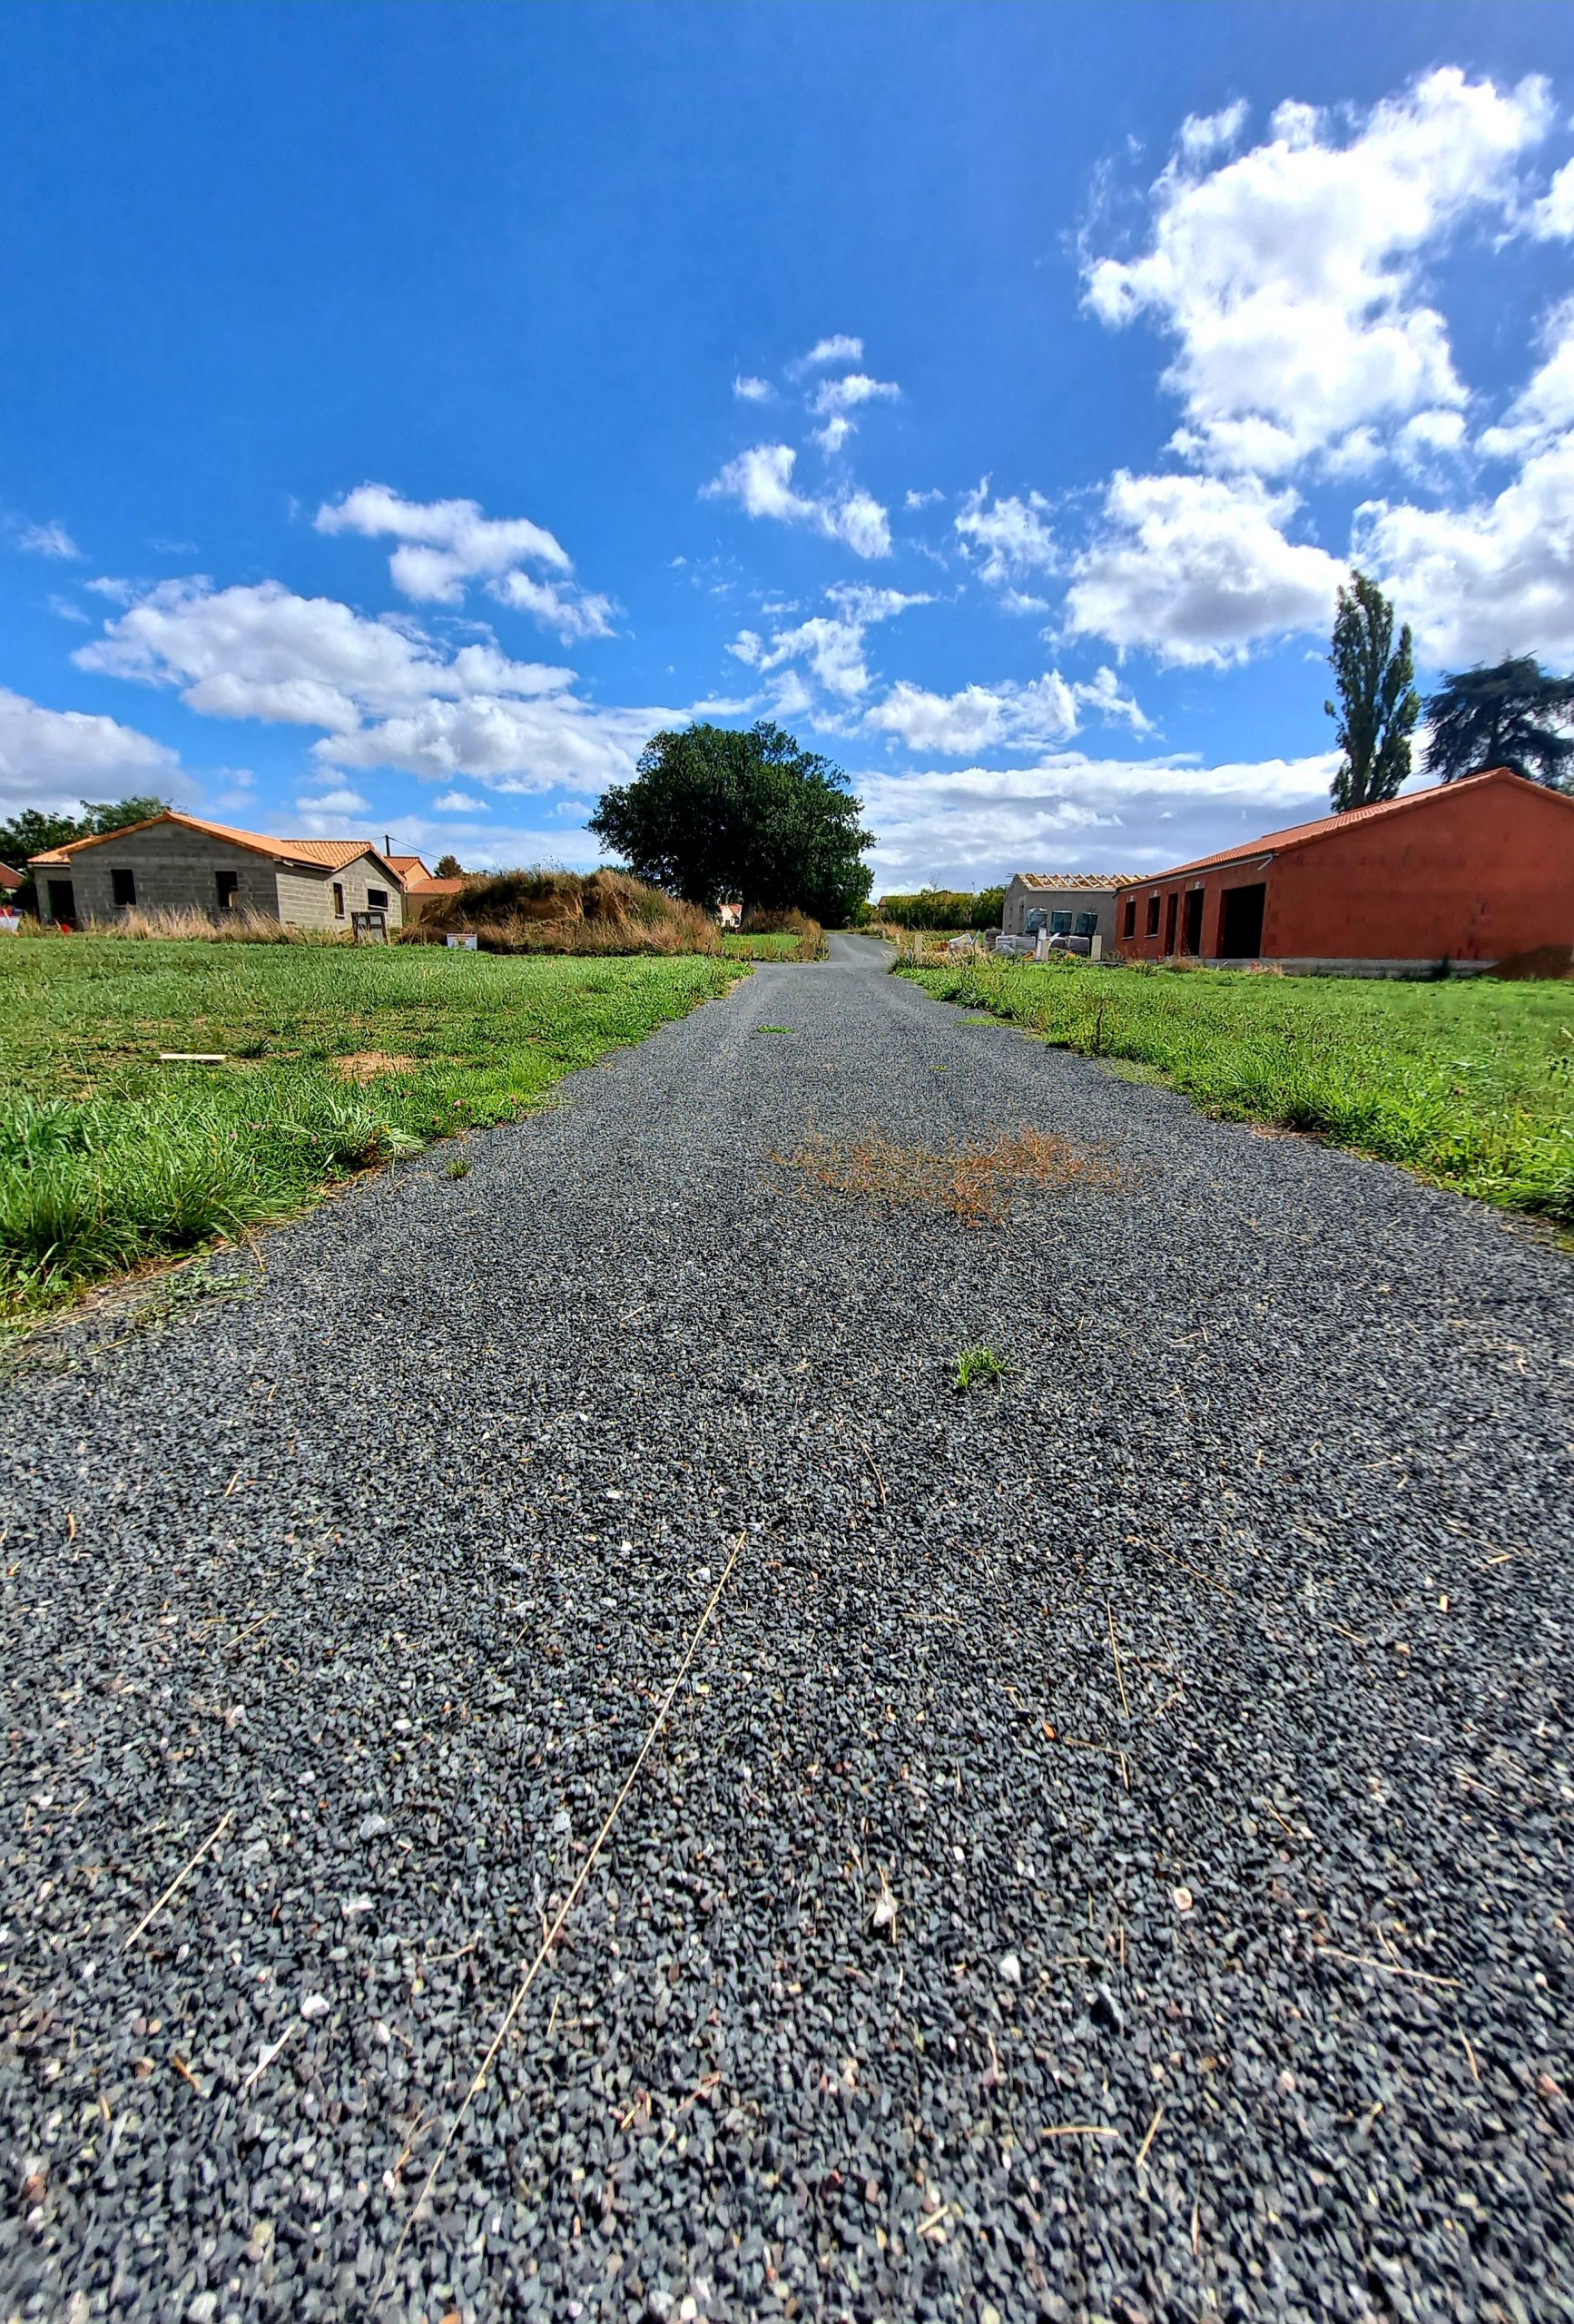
(875, 886, 1006, 931)
(0, 794, 172, 871)
(1325, 575, 1572, 807)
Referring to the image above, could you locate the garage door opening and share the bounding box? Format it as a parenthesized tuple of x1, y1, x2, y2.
(1218, 881, 1265, 960)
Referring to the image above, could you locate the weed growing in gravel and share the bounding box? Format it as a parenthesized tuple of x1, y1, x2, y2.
(781, 1125, 1124, 1226)
(905, 956, 1574, 1230)
(447, 1156, 473, 1179)
(755, 1024, 795, 1035)
(0, 941, 744, 1314)
(954, 1344, 1011, 1390)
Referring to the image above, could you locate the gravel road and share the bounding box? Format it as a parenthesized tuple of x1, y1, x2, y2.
(3, 933, 1570, 2324)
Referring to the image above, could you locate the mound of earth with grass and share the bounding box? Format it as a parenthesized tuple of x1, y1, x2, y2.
(406, 868, 720, 956)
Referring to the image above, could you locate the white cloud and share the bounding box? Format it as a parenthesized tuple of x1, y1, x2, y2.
(10, 517, 82, 559)
(1177, 100, 1248, 164)
(433, 789, 489, 812)
(836, 490, 892, 559)
(724, 585, 927, 706)
(294, 786, 371, 827)
(1084, 68, 1554, 475)
(1356, 433, 1574, 665)
(905, 487, 945, 509)
(955, 484, 1058, 586)
(794, 335, 864, 371)
(1477, 299, 1574, 458)
(864, 661, 1150, 756)
(0, 686, 180, 823)
(46, 596, 91, 624)
(866, 675, 1080, 756)
(733, 375, 772, 401)
(75, 577, 666, 794)
(1532, 156, 1574, 239)
(814, 417, 854, 456)
(314, 483, 613, 641)
(859, 747, 1336, 895)
(810, 372, 900, 419)
(1065, 469, 1344, 665)
(703, 442, 891, 558)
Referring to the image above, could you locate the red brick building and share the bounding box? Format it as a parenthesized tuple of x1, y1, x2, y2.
(1113, 768, 1574, 973)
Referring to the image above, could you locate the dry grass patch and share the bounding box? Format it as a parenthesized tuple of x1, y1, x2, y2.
(781, 1125, 1125, 1225)
(334, 1050, 417, 1082)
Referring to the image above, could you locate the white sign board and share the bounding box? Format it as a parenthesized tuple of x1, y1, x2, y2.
(446, 932, 478, 950)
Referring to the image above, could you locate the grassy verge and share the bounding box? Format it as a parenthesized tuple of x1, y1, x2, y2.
(0, 940, 742, 1315)
(903, 956, 1574, 1229)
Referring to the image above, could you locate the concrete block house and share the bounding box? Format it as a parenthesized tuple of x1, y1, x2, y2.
(1001, 872, 1135, 951)
(28, 811, 405, 934)
(1112, 769, 1574, 975)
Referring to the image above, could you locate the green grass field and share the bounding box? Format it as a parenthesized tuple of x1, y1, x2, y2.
(905, 956, 1574, 1229)
(722, 931, 802, 960)
(0, 940, 741, 1314)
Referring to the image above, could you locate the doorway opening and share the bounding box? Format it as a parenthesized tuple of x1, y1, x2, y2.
(1217, 881, 1266, 960)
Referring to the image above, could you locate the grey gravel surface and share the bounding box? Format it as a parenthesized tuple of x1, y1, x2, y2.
(2, 932, 1571, 2324)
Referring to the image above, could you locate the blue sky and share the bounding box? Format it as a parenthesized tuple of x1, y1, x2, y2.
(4, 1, 1574, 893)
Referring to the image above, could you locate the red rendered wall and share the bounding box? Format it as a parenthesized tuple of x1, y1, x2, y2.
(1116, 778, 1574, 964)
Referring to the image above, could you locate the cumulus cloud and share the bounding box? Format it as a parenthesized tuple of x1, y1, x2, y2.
(1356, 434, 1574, 665)
(724, 586, 928, 707)
(810, 372, 901, 421)
(864, 663, 1148, 756)
(955, 484, 1058, 587)
(858, 747, 1337, 895)
(433, 789, 488, 812)
(74, 577, 666, 793)
(294, 786, 371, 828)
(703, 443, 892, 558)
(10, 517, 82, 559)
(1532, 156, 1574, 239)
(794, 335, 864, 372)
(1477, 300, 1574, 459)
(0, 685, 180, 822)
(1065, 470, 1344, 665)
(314, 483, 614, 641)
(1083, 68, 1554, 475)
(733, 375, 772, 401)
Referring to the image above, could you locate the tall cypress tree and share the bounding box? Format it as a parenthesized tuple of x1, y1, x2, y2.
(1324, 571, 1420, 812)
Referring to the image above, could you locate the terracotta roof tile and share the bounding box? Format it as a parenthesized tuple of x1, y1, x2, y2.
(1012, 871, 1136, 890)
(26, 811, 392, 875)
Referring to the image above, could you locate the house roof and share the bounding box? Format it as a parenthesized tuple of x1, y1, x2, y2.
(27, 810, 398, 879)
(1123, 767, 1567, 887)
(1010, 871, 1136, 891)
(405, 874, 466, 897)
(0, 862, 21, 890)
(386, 853, 431, 883)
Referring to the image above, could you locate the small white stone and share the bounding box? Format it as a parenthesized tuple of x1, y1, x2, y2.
(300, 1994, 330, 2021)
(998, 1951, 1022, 1985)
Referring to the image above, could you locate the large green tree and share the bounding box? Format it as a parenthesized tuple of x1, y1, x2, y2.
(0, 793, 172, 865)
(589, 721, 873, 922)
(1422, 656, 1574, 790)
(1323, 571, 1419, 812)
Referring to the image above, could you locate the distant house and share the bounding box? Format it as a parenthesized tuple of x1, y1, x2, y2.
(401, 873, 467, 922)
(27, 811, 405, 933)
(718, 900, 743, 930)
(0, 862, 21, 896)
(386, 852, 432, 887)
(1001, 872, 1135, 950)
(1113, 768, 1574, 973)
